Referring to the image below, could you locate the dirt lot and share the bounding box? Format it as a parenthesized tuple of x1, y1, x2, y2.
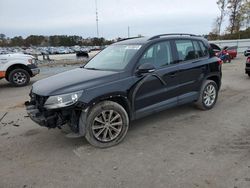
(0, 55, 250, 188)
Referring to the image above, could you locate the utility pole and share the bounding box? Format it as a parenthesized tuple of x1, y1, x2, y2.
(95, 0, 99, 38)
(128, 26, 130, 38)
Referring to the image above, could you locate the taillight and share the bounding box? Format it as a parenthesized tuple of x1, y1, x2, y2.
(218, 59, 223, 65)
(247, 57, 250, 63)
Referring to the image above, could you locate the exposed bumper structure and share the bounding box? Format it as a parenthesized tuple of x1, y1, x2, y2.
(25, 92, 83, 133)
(25, 101, 62, 128)
(27, 64, 40, 76)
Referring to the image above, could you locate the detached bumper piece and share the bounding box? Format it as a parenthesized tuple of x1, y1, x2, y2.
(27, 64, 40, 76)
(25, 101, 63, 128)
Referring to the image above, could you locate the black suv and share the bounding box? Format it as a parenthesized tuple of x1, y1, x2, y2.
(26, 34, 222, 148)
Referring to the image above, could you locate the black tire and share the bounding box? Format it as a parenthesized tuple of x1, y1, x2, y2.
(84, 101, 129, 148)
(8, 68, 30, 87)
(248, 73, 250, 77)
(195, 80, 218, 110)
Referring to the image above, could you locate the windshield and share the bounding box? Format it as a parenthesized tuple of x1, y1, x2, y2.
(84, 45, 141, 70)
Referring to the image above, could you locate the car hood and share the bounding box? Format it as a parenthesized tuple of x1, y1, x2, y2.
(32, 68, 120, 96)
(0, 53, 34, 60)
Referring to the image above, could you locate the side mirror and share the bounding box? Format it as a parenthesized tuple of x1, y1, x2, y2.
(137, 63, 156, 75)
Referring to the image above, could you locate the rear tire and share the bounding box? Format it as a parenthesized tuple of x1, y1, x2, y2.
(248, 73, 250, 77)
(84, 101, 129, 148)
(8, 68, 30, 87)
(195, 80, 218, 110)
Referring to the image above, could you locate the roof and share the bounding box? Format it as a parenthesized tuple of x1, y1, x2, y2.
(115, 37, 149, 45)
(114, 34, 206, 45)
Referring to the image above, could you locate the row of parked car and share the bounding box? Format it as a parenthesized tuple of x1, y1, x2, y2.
(0, 45, 102, 56)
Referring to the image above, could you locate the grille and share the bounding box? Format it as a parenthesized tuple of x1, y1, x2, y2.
(31, 93, 48, 109)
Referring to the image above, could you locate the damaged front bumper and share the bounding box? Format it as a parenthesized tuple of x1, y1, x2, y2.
(25, 101, 64, 128)
(25, 92, 87, 134)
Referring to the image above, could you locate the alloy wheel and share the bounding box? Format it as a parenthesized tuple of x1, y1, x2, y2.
(92, 110, 123, 142)
(203, 84, 216, 107)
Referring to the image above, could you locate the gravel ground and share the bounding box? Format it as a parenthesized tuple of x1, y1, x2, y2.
(0, 55, 250, 188)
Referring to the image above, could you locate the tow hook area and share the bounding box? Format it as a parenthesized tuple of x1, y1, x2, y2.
(25, 101, 63, 128)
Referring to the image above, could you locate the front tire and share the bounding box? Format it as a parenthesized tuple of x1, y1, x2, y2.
(85, 101, 129, 148)
(195, 80, 218, 110)
(8, 69, 30, 87)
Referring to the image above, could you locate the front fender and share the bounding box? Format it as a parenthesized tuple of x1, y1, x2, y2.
(2, 60, 29, 71)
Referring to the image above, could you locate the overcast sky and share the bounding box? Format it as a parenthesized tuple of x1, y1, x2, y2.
(0, 0, 221, 39)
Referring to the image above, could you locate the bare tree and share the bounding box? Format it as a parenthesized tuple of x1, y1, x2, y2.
(217, 0, 228, 35)
(227, 0, 245, 34)
(241, 0, 250, 29)
(212, 17, 220, 35)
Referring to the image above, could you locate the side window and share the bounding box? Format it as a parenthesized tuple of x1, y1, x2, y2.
(139, 41, 173, 68)
(193, 40, 203, 58)
(175, 40, 195, 61)
(198, 41, 209, 57)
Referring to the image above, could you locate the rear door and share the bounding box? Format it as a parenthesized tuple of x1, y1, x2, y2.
(134, 40, 179, 118)
(174, 39, 208, 104)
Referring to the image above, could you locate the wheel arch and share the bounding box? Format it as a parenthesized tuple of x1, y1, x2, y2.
(206, 74, 221, 90)
(5, 64, 32, 80)
(87, 93, 132, 119)
(78, 93, 132, 136)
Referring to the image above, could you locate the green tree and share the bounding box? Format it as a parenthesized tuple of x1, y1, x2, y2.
(25, 35, 45, 46)
(11, 36, 24, 46)
(0, 34, 6, 40)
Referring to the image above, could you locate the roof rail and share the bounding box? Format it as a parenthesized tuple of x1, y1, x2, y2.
(148, 33, 201, 40)
(117, 36, 142, 42)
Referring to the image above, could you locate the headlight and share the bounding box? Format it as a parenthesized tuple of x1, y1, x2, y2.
(44, 91, 83, 109)
(28, 59, 36, 64)
(28, 59, 33, 64)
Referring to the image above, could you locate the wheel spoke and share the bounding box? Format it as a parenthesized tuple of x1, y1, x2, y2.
(204, 98, 209, 105)
(94, 117, 105, 125)
(102, 128, 108, 140)
(110, 114, 120, 123)
(101, 111, 107, 122)
(109, 125, 120, 133)
(96, 127, 105, 137)
(108, 110, 113, 121)
(108, 129, 115, 140)
(204, 95, 209, 100)
(92, 125, 105, 130)
(110, 121, 123, 126)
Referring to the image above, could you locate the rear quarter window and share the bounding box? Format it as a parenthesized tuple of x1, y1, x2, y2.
(175, 40, 195, 61)
(199, 41, 209, 57)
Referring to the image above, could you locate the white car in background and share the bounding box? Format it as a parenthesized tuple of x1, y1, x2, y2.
(0, 53, 40, 86)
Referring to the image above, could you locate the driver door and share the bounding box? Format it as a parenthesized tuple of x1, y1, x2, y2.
(134, 40, 179, 119)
